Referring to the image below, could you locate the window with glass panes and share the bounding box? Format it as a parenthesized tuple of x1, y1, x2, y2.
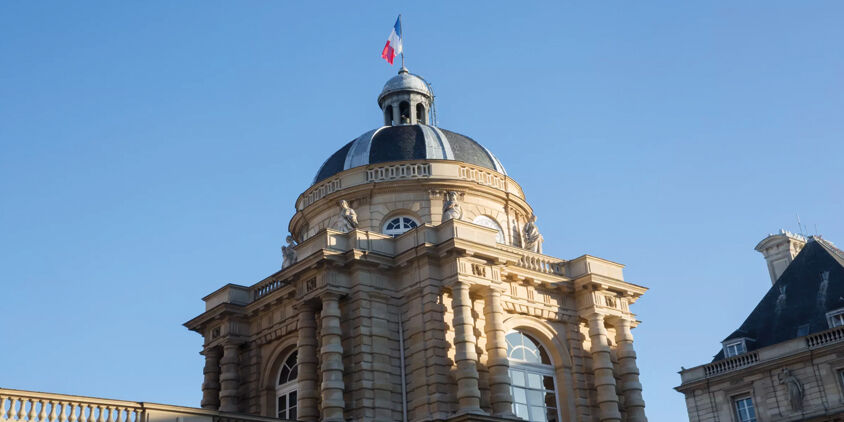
(506, 331, 559, 422)
(276, 350, 298, 420)
(828, 309, 844, 328)
(382, 216, 418, 237)
(734, 396, 757, 422)
(724, 340, 746, 357)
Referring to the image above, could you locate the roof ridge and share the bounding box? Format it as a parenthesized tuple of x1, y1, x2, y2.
(815, 237, 844, 267)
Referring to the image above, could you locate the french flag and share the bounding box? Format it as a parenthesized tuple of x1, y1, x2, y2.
(381, 16, 403, 65)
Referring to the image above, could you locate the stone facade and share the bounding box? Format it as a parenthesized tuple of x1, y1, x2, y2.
(677, 234, 844, 422)
(676, 329, 844, 422)
(185, 69, 649, 422)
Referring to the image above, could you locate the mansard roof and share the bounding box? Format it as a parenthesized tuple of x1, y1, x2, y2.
(713, 237, 844, 361)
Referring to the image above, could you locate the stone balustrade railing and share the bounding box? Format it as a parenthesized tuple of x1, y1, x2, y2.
(807, 325, 844, 348)
(0, 389, 287, 422)
(495, 244, 565, 275)
(252, 278, 286, 301)
(703, 351, 759, 377)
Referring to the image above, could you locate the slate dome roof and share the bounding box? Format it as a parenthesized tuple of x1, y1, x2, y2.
(313, 124, 507, 183)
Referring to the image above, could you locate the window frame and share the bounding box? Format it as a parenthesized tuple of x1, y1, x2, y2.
(275, 350, 299, 420)
(506, 331, 560, 422)
(723, 339, 747, 358)
(827, 308, 844, 328)
(382, 215, 419, 237)
(733, 395, 757, 422)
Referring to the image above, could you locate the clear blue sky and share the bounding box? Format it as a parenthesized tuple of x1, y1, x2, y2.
(1, 2, 842, 420)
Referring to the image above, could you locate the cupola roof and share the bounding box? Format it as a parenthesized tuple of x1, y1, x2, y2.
(378, 67, 431, 105)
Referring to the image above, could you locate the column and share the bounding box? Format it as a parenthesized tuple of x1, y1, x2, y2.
(219, 343, 240, 413)
(320, 292, 345, 421)
(297, 303, 319, 421)
(587, 313, 621, 422)
(201, 347, 221, 409)
(614, 318, 647, 422)
(483, 288, 515, 417)
(451, 281, 486, 415)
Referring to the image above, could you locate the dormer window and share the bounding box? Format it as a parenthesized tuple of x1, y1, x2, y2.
(827, 308, 844, 328)
(723, 339, 747, 357)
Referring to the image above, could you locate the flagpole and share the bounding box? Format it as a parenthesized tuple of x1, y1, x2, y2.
(399, 14, 405, 68)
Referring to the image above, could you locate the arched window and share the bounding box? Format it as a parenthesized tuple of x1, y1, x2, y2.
(382, 216, 419, 237)
(384, 105, 393, 126)
(399, 101, 410, 124)
(276, 350, 298, 419)
(506, 331, 559, 422)
(473, 215, 505, 244)
(416, 103, 426, 124)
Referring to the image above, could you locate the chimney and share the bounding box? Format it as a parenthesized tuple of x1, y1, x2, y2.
(754, 229, 807, 284)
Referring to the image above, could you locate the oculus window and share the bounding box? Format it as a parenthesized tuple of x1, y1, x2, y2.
(383, 216, 419, 237)
(276, 350, 298, 420)
(506, 331, 559, 422)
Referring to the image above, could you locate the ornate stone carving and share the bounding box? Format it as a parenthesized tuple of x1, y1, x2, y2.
(778, 368, 804, 411)
(442, 191, 463, 221)
(335, 199, 359, 232)
(281, 235, 297, 269)
(523, 213, 543, 253)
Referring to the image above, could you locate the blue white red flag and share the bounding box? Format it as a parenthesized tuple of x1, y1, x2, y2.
(381, 16, 403, 65)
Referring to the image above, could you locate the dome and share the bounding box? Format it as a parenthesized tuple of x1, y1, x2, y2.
(313, 124, 507, 183)
(378, 67, 431, 104)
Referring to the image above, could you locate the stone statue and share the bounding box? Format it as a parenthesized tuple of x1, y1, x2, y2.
(335, 200, 359, 232)
(281, 235, 297, 269)
(442, 191, 463, 221)
(523, 213, 543, 253)
(778, 368, 804, 411)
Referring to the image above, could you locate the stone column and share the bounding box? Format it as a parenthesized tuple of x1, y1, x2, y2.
(219, 343, 240, 413)
(297, 303, 319, 422)
(201, 347, 221, 410)
(451, 281, 486, 415)
(614, 318, 647, 422)
(320, 292, 345, 421)
(483, 287, 515, 417)
(587, 313, 621, 422)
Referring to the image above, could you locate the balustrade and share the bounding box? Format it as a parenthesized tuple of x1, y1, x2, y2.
(0, 390, 286, 422)
(0, 394, 140, 422)
(703, 352, 759, 377)
(807, 325, 844, 348)
(495, 244, 565, 275)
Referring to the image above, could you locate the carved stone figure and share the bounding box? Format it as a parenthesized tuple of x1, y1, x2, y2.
(778, 368, 804, 411)
(335, 200, 359, 232)
(281, 235, 297, 269)
(442, 191, 463, 221)
(523, 213, 543, 253)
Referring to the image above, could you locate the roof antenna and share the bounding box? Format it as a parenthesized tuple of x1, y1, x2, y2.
(425, 80, 438, 126)
(796, 213, 805, 237)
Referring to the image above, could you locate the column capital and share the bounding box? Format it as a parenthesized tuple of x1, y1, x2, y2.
(319, 290, 344, 302)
